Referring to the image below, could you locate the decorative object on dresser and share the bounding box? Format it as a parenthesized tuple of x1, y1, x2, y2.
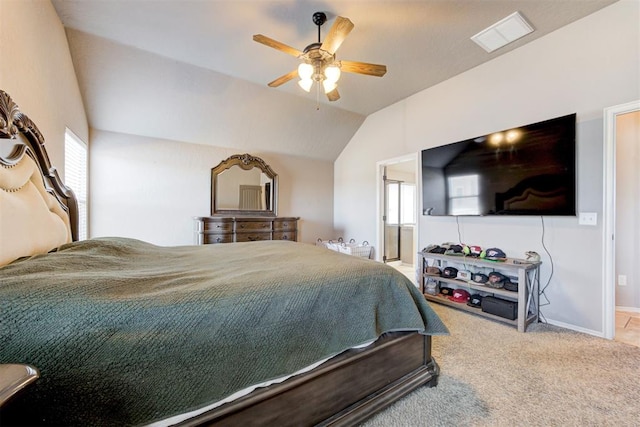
(194, 216, 298, 244)
(211, 153, 278, 217)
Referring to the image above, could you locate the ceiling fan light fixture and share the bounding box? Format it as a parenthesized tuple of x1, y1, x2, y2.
(298, 78, 313, 92)
(322, 80, 337, 94)
(298, 63, 314, 80)
(324, 65, 341, 83)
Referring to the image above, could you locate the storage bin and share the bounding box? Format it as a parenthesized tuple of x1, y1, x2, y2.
(481, 296, 518, 320)
(338, 240, 373, 259)
(316, 237, 343, 251)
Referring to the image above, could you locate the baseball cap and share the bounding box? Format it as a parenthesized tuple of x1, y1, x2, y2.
(426, 266, 441, 276)
(471, 273, 489, 284)
(442, 266, 459, 278)
(463, 245, 483, 257)
(444, 244, 464, 256)
(486, 271, 507, 288)
(427, 245, 446, 254)
(481, 247, 507, 260)
(439, 286, 454, 297)
(448, 289, 471, 303)
(467, 294, 483, 308)
(456, 270, 472, 281)
(504, 280, 518, 292)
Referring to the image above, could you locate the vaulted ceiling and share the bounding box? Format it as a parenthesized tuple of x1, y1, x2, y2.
(52, 0, 617, 161)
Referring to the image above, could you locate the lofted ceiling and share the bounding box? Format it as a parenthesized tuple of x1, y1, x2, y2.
(52, 0, 617, 161)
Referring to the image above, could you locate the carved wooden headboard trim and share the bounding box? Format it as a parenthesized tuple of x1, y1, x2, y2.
(0, 89, 79, 241)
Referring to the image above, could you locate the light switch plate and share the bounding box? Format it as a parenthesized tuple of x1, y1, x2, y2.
(578, 212, 597, 226)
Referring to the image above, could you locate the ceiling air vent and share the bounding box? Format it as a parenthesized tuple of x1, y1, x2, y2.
(471, 11, 534, 53)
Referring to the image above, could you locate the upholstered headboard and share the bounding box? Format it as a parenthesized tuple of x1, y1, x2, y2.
(0, 90, 77, 266)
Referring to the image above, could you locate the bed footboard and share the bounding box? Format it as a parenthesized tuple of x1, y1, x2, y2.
(178, 331, 438, 426)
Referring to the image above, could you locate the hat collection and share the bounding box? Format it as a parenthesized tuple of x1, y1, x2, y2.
(422, 243, 519, 306)
(423, 242, 509, 261)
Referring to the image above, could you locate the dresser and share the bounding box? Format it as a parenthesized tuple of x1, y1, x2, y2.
(194, 216, 299, 244)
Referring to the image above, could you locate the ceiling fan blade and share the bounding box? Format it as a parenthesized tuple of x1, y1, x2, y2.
(253, 34, 303, 57)
(340, 60, 387, 77)
(321, 16, 354, 54)
(326, 88, 340, 102)
(267, 70, 298, 87)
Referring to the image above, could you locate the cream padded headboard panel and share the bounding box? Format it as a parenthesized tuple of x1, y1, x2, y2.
(0, 152, 72, 266)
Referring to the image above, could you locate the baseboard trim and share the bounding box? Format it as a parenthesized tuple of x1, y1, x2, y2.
(616, 306, 640, 313)
(543, 318, 605, 339)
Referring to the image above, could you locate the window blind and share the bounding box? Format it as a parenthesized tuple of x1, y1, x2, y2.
(64, 130, 87, 240)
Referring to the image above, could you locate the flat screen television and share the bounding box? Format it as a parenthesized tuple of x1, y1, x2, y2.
(421, 113, 576, 216)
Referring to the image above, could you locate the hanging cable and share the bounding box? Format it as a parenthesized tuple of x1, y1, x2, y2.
(456, 215, 463, 244)
(538, 216, 554, 321)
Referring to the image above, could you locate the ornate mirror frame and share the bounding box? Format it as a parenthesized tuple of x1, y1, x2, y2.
(211, 153, 278, 217)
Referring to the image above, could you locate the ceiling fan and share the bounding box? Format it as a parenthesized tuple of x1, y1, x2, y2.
(253, 12, 387, 102)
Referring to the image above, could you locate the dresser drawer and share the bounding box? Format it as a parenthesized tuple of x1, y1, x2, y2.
(201, 221, 234, 232)
(235, 232, 271, 242)
(201, 233, 234, 244)
(194, 216, 299, 244)
(273, 231, 296, 241)
(235, 221, 272, 232)
(273, 219, 296, 231)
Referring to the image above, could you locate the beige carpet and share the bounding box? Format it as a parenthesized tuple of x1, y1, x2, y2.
(362, 304, 640, 427)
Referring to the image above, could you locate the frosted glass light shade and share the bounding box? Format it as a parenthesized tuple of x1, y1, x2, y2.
(298, 63, 314, 80)
(298, 78, 313, 92)
(323, 80, 337, 94)
(324, 65, 341, 83)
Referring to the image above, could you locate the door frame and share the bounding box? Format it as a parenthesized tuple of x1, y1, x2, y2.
(602, 100, 640, 339)
(376, 153, 419, 264)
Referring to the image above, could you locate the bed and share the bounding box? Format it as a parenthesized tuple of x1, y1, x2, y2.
(0, 89, 447, 426)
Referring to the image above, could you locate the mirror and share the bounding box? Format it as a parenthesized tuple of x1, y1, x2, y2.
(211, 153, 278, 216)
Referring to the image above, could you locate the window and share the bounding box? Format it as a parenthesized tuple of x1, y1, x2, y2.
(401, 183, 416, 224)
(386, 182, 416, 225)
(447, 175, 480, 215)
(64, 129, 87, 240)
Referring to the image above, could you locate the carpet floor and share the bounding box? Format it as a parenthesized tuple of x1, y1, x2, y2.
(362, 304, 640, 427)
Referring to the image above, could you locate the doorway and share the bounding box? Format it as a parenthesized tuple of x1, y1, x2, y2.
(603, 100, 640, 345)
(383, 177, 402, 262)
(377, 155, 418, 284)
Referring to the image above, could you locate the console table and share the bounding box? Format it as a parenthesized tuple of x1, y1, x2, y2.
(418, 252, 541, 332)
(194, 216, 298, 244)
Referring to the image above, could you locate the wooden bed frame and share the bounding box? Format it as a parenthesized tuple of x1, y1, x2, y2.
(0, 89, 439, 426)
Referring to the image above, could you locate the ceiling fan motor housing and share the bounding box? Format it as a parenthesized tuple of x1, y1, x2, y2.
(312, 12, 327, 27)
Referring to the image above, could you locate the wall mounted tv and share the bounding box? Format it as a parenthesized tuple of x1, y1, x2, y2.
(421, 113, 576, 216)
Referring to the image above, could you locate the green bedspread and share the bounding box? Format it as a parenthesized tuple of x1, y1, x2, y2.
(0, 238, 447, 426)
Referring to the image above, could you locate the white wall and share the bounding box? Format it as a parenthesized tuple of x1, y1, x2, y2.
(334, 1, 640, 335)
(0, 0, 88, 173)
(90, 129, 334, 245)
